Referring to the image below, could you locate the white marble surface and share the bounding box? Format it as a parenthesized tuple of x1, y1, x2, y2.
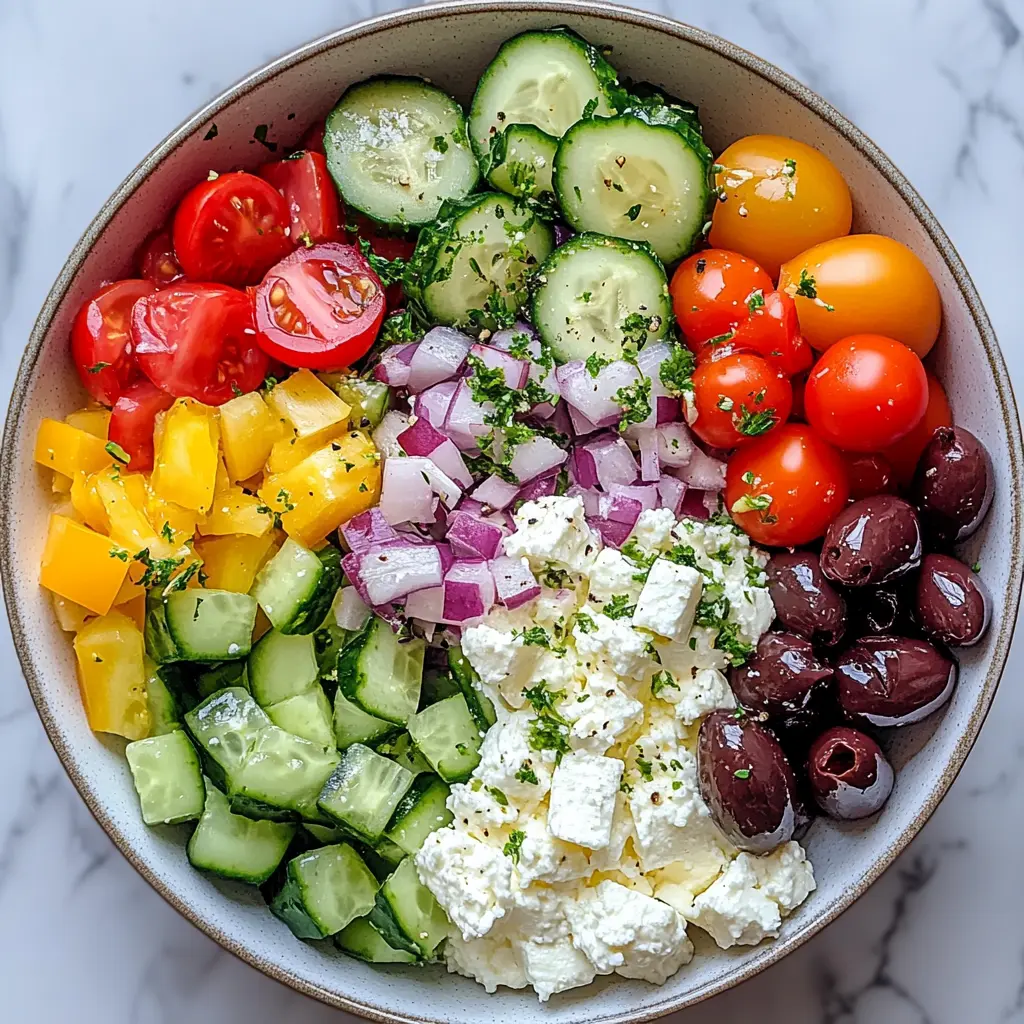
(0, 0, 1022, 1020)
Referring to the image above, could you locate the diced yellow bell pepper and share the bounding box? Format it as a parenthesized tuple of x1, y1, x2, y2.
(34, 418, 112, 479)
(259, 431, 381, 547)
(200, 462, 272, 538)
(266, 421, 349, 475)
(195, 532, 278, 594)
(52, 592, 92, 632)
(219, 391, 282, 483)
(73, 610, 150, 740)
(95, 471, 170, 558)
(70, 470, 110, 533)
(40, 515, 130, 615)
(52, 472, 72, 494)
(151, 399, 219, 513)
(143, 486, 199, 549)
(65, 408, 111, 439)
(114, 570, 145, 606)
(116, 592, 147, 632)
(265, 369, 350, 438)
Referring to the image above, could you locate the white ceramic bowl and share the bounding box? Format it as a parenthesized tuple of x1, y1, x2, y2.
(3, 3, 1021, 1021)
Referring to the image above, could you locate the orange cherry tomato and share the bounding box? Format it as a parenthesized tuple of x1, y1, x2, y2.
(842, 451, 897, 501)
(778, 234, 942, 357)
(725, 424, 849, 547)
(804, 334, 928, 452)
(691, 353, 792, 449)
(710, 134, 853, 278)
(882, 370, 952, 487)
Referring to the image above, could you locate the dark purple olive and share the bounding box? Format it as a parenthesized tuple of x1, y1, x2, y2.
(820, 495, 922, 587)
(846, 582, 919, 639)
(729, 632, 833, 718)
(766, 552, 847, 645)
(915, 553, 990, 647)
(834, 635, 957, 727)
(807, 726, 894, 820)
(697, 709, 798, 853)
(912, 426, 994, 545)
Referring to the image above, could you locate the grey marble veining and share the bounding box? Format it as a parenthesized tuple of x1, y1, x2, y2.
(1, 0, 1023, 1021)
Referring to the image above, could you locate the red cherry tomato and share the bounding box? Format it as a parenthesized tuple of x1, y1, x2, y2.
(728, 290, 813, 376)
(136, 228, 185, 287)
(258, 151, 342, 246)
(690, 353, 792, 449)
(172, 172, 292, 286)
(347, 214, 415, 310)
(131, 283, 268, 405)
(253, 243, 385, 370)
(882, 370, 952, 488)
(842, 451, 896, 501)
(670, 249, 773, 349)
(725, 424, 850, 547)
(300, 118, 327, 156)
(108, 380, 175, 472)
(71, 279, 155, 405)
(804, 334, 928, 452)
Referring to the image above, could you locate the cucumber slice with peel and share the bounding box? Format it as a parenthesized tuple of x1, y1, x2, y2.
(486, 123, 558, 210)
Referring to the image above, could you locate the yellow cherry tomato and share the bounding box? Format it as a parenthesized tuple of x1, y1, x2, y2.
(710, 135, 852, 278)
(778, 234, 942, 357)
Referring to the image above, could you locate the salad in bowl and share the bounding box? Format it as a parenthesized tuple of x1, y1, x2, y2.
(30, 25, 994, 1004)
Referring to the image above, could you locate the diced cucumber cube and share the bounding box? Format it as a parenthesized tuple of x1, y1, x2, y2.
(380, 857, 449, 955)
(266, 687, 335, 748)
(318, 743, 414, 841)
(406, 693, 484, 783)
(126, 730, 205, 826)
(249, 630, 319, 706)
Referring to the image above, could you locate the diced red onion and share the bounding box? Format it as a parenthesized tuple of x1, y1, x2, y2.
(342, 541, 444, 606)
(657, 422, 697, 468)
(556, 360, 639, 428)
(554, 223, 575, 246)
(567, 403, 601, 438)
(340, 508, 398, 553)
(442, 560, 496, 622)
(470, 343, 530, 390)
(680, 488, 711, 521)
(584, 434, 639, 491)
(704, 491, 723, 517)
(398, 416, 472, 488)
(566, 484, 601, 518)
(408, 327, 473, 393)
(447, 510, 507, 560)
(508, 435, 567, 483)
(334, 587, 370, 630)
(490, 556, 541, 609)
(657, 395, 681, 424)
(373, 343, 416, 386)
(436, 542, 455, 575)
(540, 399, 572, 436)
(672, 447, 727, 490)
(570, 446, 598, 490)
(414, 380, 458, 429)
(473, 474, 520, 511)
(491, 322, 539, 350)
(637, 428, 660, 482)
(657, 475, 687, 516)
(516, 472, 558, 504)
(601, 484, 658, 525)
(403, 585, 448, 624)
(380, 457, 437, 525)
(420, 458, 463, 508)
(372, 410, 411, 458)
(444, 378, 491, 451)
(588, 516, 635, 549)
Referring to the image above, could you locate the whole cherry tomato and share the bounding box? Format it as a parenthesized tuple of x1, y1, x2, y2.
(725, 424, 849, 546)
(882, 370, 952, 487)
(258, 151, 342, 246)
(842, 451, 897, 501)
(136, 228, 186, 288)
(108, 380, 175, 472)
(172, 172, 292, 286)
(690, 353, 792, 449)
(727, 289, 813, 376)
(710, 134, 853, 278)
(804, 334, 928, 452)
(71, 279, 155, 405)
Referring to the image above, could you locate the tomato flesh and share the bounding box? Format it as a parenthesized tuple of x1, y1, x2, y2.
(172, 172, 292, 286)
(258, 151, 342, 246)
(136, 228, 185, 287)
(254, 243, 385, 370)
(71, 279, 156, 405)
(108, 379, 176, 472)
(131, 283, 268, 405)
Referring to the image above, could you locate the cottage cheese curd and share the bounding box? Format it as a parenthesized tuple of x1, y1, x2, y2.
(415, 498, 816, 1000)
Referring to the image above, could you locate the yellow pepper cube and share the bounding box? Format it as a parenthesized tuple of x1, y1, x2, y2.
(65, 408, 111, 439)
(116, 593, 147, 632)
(266, 369, 350, 439)
(52, 592, 92, 632)
(219, 391, 281, 483)
(152, 399, 219, 513)
(95, 472, 167, 557)
(73, 609, 150, 740)
(202, 485, 272, 538)
(195, 532, 278, 594)
(259, 431, 380, 547)
(70, 470, 110, 534)
(40, 515, 130, 615)
(144, 487, 199, 549)
(266, 421, 349, 475)
(34, 418, 112, 479)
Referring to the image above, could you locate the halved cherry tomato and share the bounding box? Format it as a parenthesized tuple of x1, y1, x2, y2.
(842, 451, 896, 501)
(690, 353, 792, 449)
(258, 151, 342, 246)
(71, 279, 155, 405)
(253, 243, 385, 370)
(670, 249, 772, 349)
(882, 370, 952, 487)
(131, 283, 268, 405)
(725, 424, 849, 547)
(301, 118, 327, 156)
(108, 380, 175, 472)
(172, 172, 292, 286)
(136, 228, 185, 287)
(804, 334, 928, 452)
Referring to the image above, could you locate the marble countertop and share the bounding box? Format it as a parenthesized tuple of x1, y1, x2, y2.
(1, 0, 1022, 1020)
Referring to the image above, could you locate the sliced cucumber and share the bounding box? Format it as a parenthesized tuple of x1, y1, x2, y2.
(335, 915, 419, 964)
(554, 108, 713, 262)
(318, 375, 390, 430)
(371, 835, 408, 869)
(339, 616, 424, 726)
(406, 693, 484, 783)
(448, 647, 497, 730)
(153, 589, 257, 663)
(251, 539, 341, 636)
(380, 856, 449, 956)
(196, 660, 249, 700)
(317, 743, 415, 841)
(125, 730, 205, 826)
(468, 29, 624, 159)
(187, 778, 295, 885)
(334, 688, 398, 749)
(266, 687, 335, 748)
(486, 124, 557, 210)
(269, 843, 379, 939)
(184, 687, 270, 782)
(367, 896, 423, 956)
(305, 822, 347, 845)
(325, 76, 479, 227)
(248, 630, 319, 706)
(404, 193, 555, 330)
(145, 657, 183, 735)
(531, 232, 671, 362)
(385, 774, 453, 856)
(143, 591, 177, 664)
(374, 731, 432, 776)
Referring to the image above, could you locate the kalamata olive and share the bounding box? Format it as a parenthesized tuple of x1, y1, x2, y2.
(697, 709, 798, 854)
(846, 582, 919, 639)
(915, 553, 990, 647)
(820, 495, 922, 586)
(766, 552, 847, 645)
(807, 726, 894, 820)
(729, 632, 833, 718)
(912, 426, 994, 545)
(834, 635, 957, 727)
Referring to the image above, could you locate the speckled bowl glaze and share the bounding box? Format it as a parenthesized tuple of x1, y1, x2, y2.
(2, 2, 1020, 1021)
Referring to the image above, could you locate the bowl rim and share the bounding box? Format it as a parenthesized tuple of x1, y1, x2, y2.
(3, 1, 1022, 1020)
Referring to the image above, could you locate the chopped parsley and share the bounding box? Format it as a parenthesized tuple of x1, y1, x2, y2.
(733, 768, 751, 780)
(614, 376, 653, 431)
(735, 405, 777, 437)
(747, 289, 765, 313)
(731, 492, 774, 514)
(659, 343, 695, 397)
(581, 96, 600, 120)
(635, 755, 654, 782)
(620, 312, 660, 347)
(602, 594, 635, 619)
(433, 134, 449, 153)
(378, 310, 422, 346)
(252, 123, 276, 152)
(524, 682, 571, 762)
(625, 203, 642, 221)
(133, 549, 186, 590)
(277, 488, 296, 513)
(486, 786, 508, 807)
(585, 352, 612, 378)
(514, 762, 540, 785)
(160, 521, 175, 543)
(357, 237, 407, 286)
(794, 268, 835, 310)
(109, 547, 129, 562)
(105, 441, 131, 464)
(503, 829, 526, 864)
(575, 612, 596, 634)
(651, 671, 679, 697)
(87, 362, 111, 374)
(203, 124, 218, 141)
